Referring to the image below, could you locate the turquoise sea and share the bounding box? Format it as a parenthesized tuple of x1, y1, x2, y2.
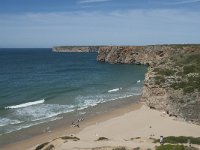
(0, 48, 147, 135)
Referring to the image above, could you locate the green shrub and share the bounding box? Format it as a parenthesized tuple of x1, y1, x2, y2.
(44, 145, 54, 150)
(170, 81, 197, 93)
(183, 86, 195, 93)
(154, 68, 175, 76)
(157, 53, 200, 93)
(60, 136, 80, 141)
(35, 142, 49, 150)
(183, 65, 198, 74)
(130, 137, 141, 140)
(154, 136, 200, 145)
(96, 137, 109, 141)
(175, 54, 200, 66)
(133, 147, 140, 150)
(171, 82, 186, 90)
(176, 72, 184, 77)
(112, 147, 126, 150)
(155, 76, 165, 85)
(156, 144, 185, 150)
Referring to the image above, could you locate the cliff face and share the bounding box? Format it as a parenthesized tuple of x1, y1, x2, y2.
(53, 46, 99, 52)
(97, 45, 200, 66)
(97, 45, 200, 124)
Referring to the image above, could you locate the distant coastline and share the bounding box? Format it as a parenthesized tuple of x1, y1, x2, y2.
(52, 46, 100, 52)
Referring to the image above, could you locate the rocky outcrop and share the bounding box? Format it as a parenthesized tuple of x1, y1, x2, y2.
(97, 44, 200, 124)
(97, 45, 200, 66)
(53, 46, 100, 52)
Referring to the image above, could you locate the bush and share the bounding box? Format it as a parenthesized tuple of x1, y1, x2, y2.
(170, 79, 200, 93)
(183, 65, 198, 74)
(44, 145, 54, 150)
(60, 136, 80, 141)
(154, 68, 175, 76)
(96, 137, 109, 141)
(112, 147, 126, 150)
(183, 86, 195, 93)
(154, 53, 200, 93)
(154, 136, 200, 145)
(156, 144, 185, 150)
(35, 142, 49, 150)
(155, 76, 165, 85)
(173, 53, 200, 65)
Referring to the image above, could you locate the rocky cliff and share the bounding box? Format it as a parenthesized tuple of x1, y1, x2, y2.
(53, 46, 100, 52)
(97, 45, 200, 124)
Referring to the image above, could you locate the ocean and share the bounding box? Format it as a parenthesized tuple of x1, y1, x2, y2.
(0, 48, 147, 136)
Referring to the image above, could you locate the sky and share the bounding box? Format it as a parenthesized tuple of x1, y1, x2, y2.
(0, 0, 200, 48)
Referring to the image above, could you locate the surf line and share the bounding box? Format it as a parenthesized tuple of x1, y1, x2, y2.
(108, 88, 122, 93)
(5, 99, 45, 109)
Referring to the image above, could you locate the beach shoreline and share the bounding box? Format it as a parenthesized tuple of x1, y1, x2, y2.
(1, 96, 142, 150)
(1, 96, 200, 150)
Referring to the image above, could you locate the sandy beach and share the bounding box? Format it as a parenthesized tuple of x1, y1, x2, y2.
(2, 99, 200, 150)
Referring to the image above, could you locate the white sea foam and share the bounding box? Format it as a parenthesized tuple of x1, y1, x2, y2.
(76, 86, 142, 111)
(0, 117, 22, 127)
(5, 99, 45, 109)
(0, 104, 74, 136)
(108, 88, 122, 93)
(15, 104, 74, 122)
(1, 86, 142, 135)
(0, 116, 64, 136)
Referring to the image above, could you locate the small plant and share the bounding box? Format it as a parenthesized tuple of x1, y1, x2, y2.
(156, 144, 185, 150)
(183, 86, 195, 93)
(154, 76, 165, 85)
(96, 137, 109, 141)
(154, 68, 175, 76)
(171, 75, 200, 93)
(44, 145, 55, 150)
(60, 136, 80, 141)
(133, 147, 140, 150)
(112, 147, 126, 150)
(35, 142, 49, 150)
(154, 136, 200, 145)
(183, 65, 197, 74)
(131, 137, 141, 140)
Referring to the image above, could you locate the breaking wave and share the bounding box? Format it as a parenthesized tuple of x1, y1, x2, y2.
(108, 88, 122, 93)
(5, 99, 45, 109)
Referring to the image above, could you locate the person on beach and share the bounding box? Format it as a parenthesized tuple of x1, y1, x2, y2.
(71, 117, 84, 128)
(160, 136, 164, 145)
(71, 122, 80, 128)
(79, 116, 84, 122)
(76, 123, 79, 128)
(188, 139, 191, 147)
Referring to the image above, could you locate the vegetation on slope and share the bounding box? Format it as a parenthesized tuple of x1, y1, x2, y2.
(154, 54, 200, 93)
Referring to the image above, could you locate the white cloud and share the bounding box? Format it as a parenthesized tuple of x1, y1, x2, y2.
(78, 0, 111, 4)
(165, 0, 200, 5)
(0, 9, 200, 47)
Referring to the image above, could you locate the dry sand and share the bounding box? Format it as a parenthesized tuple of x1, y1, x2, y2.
(24, 102, 200, 150)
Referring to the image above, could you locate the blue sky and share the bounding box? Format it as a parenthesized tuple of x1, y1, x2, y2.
(0, 0, 200, 48)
